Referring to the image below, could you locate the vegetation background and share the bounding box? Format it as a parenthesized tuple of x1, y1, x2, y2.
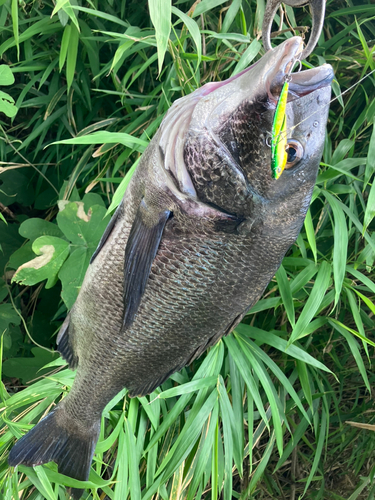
(0, 0, 374, 498)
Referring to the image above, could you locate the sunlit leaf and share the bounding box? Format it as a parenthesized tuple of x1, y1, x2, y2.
(149, 0, 171, 73)
(288, 261, 331, 344)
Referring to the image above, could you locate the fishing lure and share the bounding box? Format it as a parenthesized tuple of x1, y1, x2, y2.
(271, 79, 289, 179)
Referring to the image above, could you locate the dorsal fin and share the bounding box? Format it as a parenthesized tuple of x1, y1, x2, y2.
(90, 203, 122, 264)
(56, 315, 79, 369)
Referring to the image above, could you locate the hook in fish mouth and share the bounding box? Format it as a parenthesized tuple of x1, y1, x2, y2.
(266, 37, 334, 104)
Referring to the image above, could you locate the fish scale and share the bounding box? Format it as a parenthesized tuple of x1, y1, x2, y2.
(8, 37, 333, 499)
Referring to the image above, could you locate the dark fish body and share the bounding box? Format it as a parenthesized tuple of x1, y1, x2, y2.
(9, 37, 333, 498)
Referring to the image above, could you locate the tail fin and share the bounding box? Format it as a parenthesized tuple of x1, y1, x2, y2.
(8, 407, 100, 499)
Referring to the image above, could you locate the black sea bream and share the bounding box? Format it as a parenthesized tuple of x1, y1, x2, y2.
(9, 36, 333, 499)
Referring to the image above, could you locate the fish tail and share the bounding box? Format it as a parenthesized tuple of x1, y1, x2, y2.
(8, 406, 100, 499)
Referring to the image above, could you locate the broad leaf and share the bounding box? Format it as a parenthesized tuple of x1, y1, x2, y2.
(12, 236, 70, 288)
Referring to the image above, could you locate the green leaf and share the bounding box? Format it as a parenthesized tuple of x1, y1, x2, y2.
(59, 246, 91, 309)
(232, 39, 261, 75)
(19, 218, 63, 242)
(172, 7, 201, 68)
(224, 334, 269, 426)
(188, 402, 219, 499)
(12, 236, 70, 288)
(364, 123, 375, 187)
(236, 335, 285, 455)
(363, 180, 375, 233)
(2, 347, 59, 384)
(329, 318, 375, 349)
(323, 192, 348, 305)
(66, 24, 79, 91)
(110, 40, 136, 73)
(158, 389, 218, 478)
(275, 264, 295, 327)
(33, 466, 57, 500)
(52, 0, 80, 31)
(0, 278, 8, 302)
(240, 335, 311, 423)
(56, 202, 110, 249)
(114, 428, 129, 499)
(217, 377, 233, 500)
(0, 90, 18, 118)
(247, 296, 280, 314)
(49, 131, 148, 152)
(149, 0, 171, 73)
(220, 0, 241, 34)
(59, 24, 71, 71)
(106, 159, 139, 214)
(242, 433, 275, 498)
(350, 287, 375, 315)
(304, 208, 317, 262)
(331, 139, 354, 164)
(11, 0, 19, 58)
(303, 408, 327, 494)
(296, 359, 312, 407)
(275, 407, 312, 471)
(192, 0, 229, 17)
(125, 419, 141, 500)
(0, 303, 21, 333)
(288, 261, 332, 344)
(0, 65, 15, 85)
(236, 325, 332, 373)
(158, 376, 217, 399)
(346, 266, 375, 295)
(8, 242, 35, 271)
(346, 288, 369, 346)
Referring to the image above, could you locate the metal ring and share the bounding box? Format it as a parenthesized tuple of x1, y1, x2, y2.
(262, 0, 326, 60)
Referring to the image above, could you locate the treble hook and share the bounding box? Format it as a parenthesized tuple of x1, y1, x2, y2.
(262, 0, 326, 60)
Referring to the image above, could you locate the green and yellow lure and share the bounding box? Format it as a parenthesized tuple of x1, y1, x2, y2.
(271, 80, 289, 179)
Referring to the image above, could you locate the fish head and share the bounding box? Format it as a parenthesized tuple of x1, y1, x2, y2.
(164, 37, 333, 226)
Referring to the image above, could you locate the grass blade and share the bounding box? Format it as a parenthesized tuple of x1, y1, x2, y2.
(323, 191, 348, 305)
(328, 319, 371, 391)
(11, 0, 19, 59)
(172, 7, 202, 69)
(304, 208, 317, 262)
(275, 264, 295, 327)
(363, 179, 375, 233)
(149, 0, 171, 73)
(288, 261, 331, 345)
(66, 24, 79, 91)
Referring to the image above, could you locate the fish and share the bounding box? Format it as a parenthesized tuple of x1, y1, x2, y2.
(8, 36, 333, 499)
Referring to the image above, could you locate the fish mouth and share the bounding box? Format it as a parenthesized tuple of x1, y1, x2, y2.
(266, 37, 334, 105)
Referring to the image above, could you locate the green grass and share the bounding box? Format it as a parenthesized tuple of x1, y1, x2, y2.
(0, 0, 374, 499)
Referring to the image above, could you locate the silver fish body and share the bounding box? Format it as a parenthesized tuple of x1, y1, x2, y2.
(9, 37, 333, 498)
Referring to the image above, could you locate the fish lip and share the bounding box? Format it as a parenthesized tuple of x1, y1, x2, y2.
(288, 64, 334, 97)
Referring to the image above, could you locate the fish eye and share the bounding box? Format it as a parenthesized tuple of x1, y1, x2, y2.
(285, 140, 304, 169)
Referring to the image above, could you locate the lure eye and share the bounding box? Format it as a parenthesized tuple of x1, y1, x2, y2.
(285, 140, 304, 169)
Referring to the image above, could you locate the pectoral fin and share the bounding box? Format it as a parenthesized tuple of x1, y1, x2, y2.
(123, 200, 171, 329)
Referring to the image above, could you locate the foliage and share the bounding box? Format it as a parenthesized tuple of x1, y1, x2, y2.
(0, 0, 374, 499)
